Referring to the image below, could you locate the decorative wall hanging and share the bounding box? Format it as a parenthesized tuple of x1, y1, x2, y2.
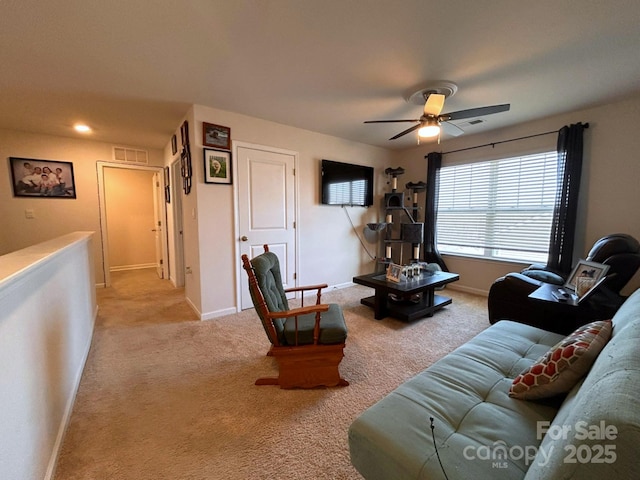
(164, 166, 171, 203)
(203, 148, 232, 185)
(180, 121, 188, 146)
(180, 121, 192, 194)
(171, 134, 177, 155)
(9, 157, 77, 198)
(203, 122, 231, 150)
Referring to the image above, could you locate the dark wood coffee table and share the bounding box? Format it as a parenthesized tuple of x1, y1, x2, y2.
(353, 271, 460, 321)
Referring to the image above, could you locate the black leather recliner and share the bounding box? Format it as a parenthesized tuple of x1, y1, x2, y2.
(488, 234, 640, 334)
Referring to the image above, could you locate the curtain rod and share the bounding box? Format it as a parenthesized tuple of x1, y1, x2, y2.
(432, 122, 589, 156)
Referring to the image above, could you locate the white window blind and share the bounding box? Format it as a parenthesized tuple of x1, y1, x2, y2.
(437, 151, 558, 263)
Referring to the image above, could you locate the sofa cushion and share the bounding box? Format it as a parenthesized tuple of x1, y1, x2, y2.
(348, 321, 565, 480)
(524, 288, 640, 480)
(509, 320, 612, 400)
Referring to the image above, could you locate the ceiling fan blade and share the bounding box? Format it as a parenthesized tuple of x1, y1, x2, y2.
(424, 94, 445, 116)
(390, 123, 421, 140)
(440, 121, 465, 137)
(364, 119, 420, 123)
(443, 104, 510, 121)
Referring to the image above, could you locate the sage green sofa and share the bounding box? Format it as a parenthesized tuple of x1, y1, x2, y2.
(348, 288, 640, 479)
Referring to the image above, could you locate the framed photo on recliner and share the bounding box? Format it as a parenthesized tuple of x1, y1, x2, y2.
(565, 259, 609, 294)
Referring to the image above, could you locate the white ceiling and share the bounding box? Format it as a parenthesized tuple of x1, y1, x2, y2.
(1, 0, 640, 151)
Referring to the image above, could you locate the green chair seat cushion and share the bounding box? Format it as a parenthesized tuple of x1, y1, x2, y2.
(283, 303, 347, 346)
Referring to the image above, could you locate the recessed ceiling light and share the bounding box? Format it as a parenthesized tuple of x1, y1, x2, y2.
(74, 124, 92, 133)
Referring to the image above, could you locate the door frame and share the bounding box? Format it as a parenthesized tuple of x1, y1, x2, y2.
(97, 162, 168, 287)
(233, 141, 300, 310)
(170, 158, 185, 288)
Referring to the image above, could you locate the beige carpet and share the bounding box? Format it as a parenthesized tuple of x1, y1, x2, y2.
(53, 269, 490, 480)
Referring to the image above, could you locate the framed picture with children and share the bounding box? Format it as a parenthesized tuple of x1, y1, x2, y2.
(9, 157, 77, 198)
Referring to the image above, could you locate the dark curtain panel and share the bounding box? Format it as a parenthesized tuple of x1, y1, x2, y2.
(547, 122, 588, 274)
(423, 152, 448, 271)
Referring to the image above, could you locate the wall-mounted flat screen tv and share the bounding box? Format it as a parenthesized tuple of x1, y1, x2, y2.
(321, 159, 374, 207)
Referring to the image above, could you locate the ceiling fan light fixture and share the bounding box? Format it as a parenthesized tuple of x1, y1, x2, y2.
(365, 81, 510, 142)
(418, 119, 440, 138)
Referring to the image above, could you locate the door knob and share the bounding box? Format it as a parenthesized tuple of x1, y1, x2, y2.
(241, 236, 248, 242)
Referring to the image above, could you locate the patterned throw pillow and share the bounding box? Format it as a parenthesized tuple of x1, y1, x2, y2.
(509, 320, 612, 400)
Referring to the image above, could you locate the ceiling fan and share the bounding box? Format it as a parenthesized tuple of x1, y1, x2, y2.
(364, 82, 510, 140)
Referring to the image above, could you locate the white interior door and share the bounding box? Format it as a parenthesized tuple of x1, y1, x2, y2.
(152, 172, 164, 279)
(237, 144, 297, 310)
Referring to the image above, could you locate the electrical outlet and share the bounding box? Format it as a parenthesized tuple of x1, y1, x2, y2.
(25, 209, 35, 219)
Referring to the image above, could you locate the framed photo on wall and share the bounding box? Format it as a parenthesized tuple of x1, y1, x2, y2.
(9, 157, 77, 198)
(204, 148, 232, 185)
(164, 166, 171, 203)
(203, 122, 231, 150)
(171, 134, 178, 155)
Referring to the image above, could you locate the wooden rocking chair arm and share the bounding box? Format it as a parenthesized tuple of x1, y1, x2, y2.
(267, 304, 329, 319)
(285, 284, 328, 306)
(284, 284, 328, 294)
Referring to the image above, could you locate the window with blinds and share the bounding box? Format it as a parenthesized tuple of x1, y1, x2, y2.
(436, 151, 558, 263)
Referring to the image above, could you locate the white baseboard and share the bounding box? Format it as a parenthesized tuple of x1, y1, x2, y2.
(109, 263, 156, 272)
(446, 283, 489, 297)
(201, 306, 238, 321)
(329, 281, 356, 290)
(183, 297, 237, 321)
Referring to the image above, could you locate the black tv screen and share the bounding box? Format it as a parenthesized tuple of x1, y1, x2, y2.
(321, 159, 374, 207)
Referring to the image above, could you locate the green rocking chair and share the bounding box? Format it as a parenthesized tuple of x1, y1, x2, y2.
(241, 245, 348, 389)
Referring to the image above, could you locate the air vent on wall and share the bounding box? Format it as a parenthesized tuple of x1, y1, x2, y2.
(112, 147, 148, 164)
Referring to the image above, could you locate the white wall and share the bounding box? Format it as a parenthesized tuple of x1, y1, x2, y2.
(0, 232, 97, 480)
(395, 92, 640, 295)
(164, 106, 395, 319)
(0, 129, 164, 286)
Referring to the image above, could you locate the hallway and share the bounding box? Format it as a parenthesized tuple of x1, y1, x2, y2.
(96, 268, 198, 328)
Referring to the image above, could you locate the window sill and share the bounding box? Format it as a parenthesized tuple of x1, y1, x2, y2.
(440, 252, 531, 268)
